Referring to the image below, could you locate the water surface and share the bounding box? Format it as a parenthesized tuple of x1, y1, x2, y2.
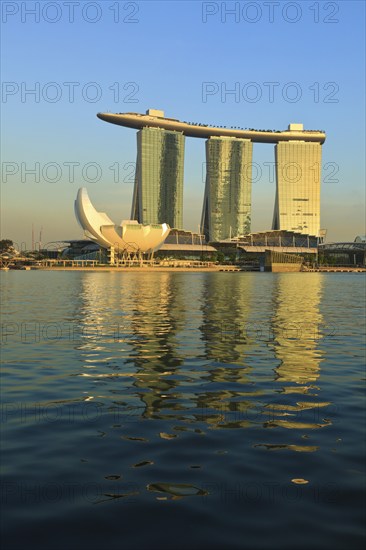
(1, 272, 365, 549)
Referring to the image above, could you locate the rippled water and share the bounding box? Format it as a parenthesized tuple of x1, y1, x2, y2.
(1, 272, 365, 549)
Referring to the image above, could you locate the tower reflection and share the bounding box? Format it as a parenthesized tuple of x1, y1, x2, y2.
(124, 272, 186, 418)
(74, 272, 327, 431)
(76, 272, 188, 419)
(196, 273, 256, 428)
(270, 273, 324, 387)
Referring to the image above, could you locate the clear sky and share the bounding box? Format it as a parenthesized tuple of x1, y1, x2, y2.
(1, 0, 365, 248)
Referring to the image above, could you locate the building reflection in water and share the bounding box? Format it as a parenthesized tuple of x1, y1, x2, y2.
(260, 274, 332, 435)
(270, 273, 324, 387)
(75, 272, 198, 420)
(124, 273, 257, 427)
(73, 272, 328, 432)
(122, 272, 187, 418)
(200, 273, 253, 367)
(74, 273, 257, 427)
(196, 274, 258, 428)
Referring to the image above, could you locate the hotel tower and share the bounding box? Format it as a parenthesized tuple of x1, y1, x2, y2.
(97, 112, 325, 239)
(201, 136, 253, 241)
(272, 125, 322, 236)
(131, 123, 185, 228)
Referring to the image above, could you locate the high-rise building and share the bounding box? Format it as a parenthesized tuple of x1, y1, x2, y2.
(201, 136, 252, 241)
(131, 126, 185, 228)
(272, 129, 322, 236)
(98, 112, 326, 238)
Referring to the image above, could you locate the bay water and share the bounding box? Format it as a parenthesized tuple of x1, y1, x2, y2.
(1, 271, 365, 549)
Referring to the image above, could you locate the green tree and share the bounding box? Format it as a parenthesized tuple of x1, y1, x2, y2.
(0, 239, 13, 252)
(217, 251, 225, 264)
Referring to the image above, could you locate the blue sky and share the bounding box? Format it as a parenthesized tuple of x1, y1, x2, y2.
(1, 0, 365, 247)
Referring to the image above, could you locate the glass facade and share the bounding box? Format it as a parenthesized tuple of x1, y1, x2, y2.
(272, 141, 322, 236)
(201, 137, 252, 242)
(132, 127, 185, 228)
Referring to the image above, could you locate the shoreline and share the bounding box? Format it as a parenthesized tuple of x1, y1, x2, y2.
(27, 266, 239, 272)
(2, 266, 365, 273)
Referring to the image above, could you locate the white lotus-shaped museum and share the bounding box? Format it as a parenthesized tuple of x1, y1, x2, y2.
(74, 187, 170, 253)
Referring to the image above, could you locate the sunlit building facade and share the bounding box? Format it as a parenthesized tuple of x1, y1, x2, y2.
(201, 136, 252, 242)
(272, 137, 322, 237)
(132, 126, 185, 228)
(74, 187, 170, 255)
(98, 113, 326, 239)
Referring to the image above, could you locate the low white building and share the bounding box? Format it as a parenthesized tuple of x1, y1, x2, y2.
(74, 187, 170, 255)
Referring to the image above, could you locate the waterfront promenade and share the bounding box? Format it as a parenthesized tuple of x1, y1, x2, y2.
(3, 265, 364, 273)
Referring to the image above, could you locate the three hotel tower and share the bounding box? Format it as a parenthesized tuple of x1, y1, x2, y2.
(99, 111, 324, 240)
